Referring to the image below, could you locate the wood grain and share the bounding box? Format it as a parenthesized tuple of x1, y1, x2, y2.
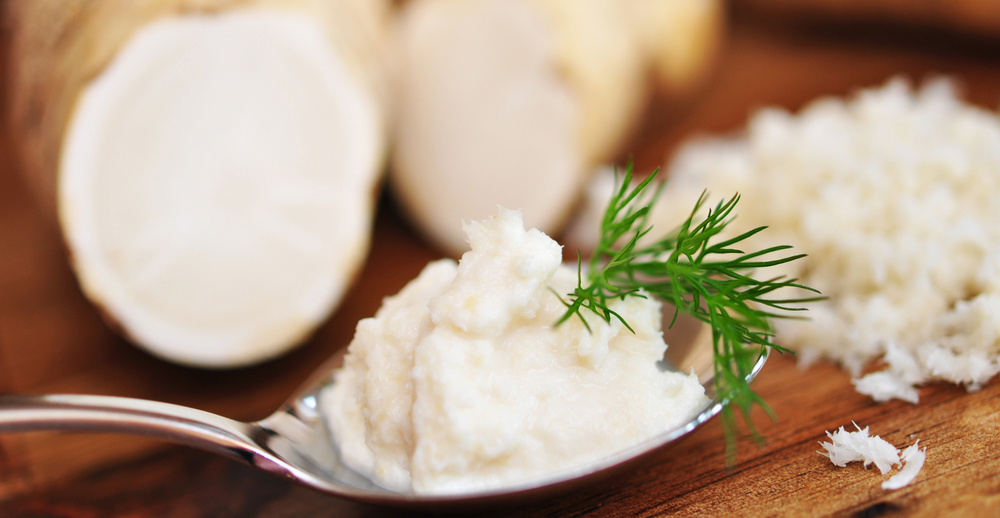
(735, 0, 1000, 40)
(2, 5, 1000, 517)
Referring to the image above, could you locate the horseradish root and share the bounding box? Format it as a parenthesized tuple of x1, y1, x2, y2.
(623, 0, 724, 93)
(6, 0, 390, 367)
(388, 0, 722, 255)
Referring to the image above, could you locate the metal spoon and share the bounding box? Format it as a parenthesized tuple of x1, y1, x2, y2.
(0, 326, 766, 510)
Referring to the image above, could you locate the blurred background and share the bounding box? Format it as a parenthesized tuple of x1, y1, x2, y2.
(1, 0, 1000, 514)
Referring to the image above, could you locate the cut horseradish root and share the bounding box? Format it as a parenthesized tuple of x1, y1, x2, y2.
(388, 0, 722, 255)
(7, 1, 390, 367)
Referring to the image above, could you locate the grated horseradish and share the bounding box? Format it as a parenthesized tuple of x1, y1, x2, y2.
(320, 208, 706, 494)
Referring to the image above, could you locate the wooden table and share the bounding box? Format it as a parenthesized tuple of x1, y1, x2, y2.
(2, 6, 999, 517)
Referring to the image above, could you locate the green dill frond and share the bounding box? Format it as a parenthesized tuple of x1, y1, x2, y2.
(556, 163, 822, 465)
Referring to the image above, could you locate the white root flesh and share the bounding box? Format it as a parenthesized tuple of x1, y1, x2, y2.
(388, 0, 645, 255)
(388, 0, 722, 256)
(8, 0, 390, 367)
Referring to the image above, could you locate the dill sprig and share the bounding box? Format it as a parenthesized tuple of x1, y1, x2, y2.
(555, 165, 822, 463)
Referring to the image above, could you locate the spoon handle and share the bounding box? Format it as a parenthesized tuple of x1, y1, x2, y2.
(0, 394, 264, 465)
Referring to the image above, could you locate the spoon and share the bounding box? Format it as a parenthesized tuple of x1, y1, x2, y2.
(0, 326, 766, 510)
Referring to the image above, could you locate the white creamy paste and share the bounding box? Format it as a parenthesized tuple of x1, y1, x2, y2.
(320, 208, 707, 494)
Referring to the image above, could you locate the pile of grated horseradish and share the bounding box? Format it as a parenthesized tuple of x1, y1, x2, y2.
(609, 78, 1000, 404)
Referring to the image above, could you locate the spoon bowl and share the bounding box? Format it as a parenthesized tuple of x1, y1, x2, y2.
(0, 322, 766, 510)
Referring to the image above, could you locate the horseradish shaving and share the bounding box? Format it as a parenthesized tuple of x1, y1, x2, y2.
(819, 423, 926, 490)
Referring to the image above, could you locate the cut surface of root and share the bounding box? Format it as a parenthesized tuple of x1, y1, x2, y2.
(389, 0, 643, 255)
(390, 0, 579, 255)
(60, 9, 383, 367)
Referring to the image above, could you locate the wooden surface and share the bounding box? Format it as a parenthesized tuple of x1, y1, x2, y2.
(734, 0, 1000, 39)
(2, 6, 1000, 517)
